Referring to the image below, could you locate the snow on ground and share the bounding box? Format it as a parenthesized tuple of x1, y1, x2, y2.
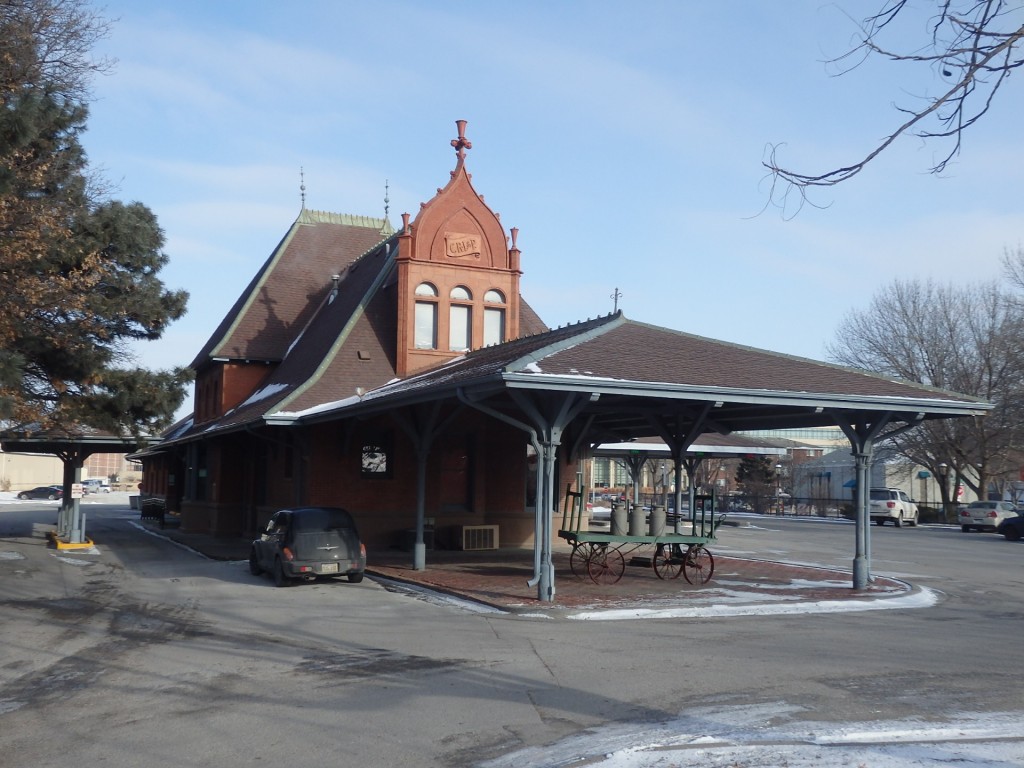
(565, 586, 938, 621)
(480, 704, 1024, 768)
(0, 490, 127, 503)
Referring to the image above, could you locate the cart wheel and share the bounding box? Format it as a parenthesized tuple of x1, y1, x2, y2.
(569, 543, 591, 579)
(682, 545, 715, 585)
(653, 543, 685, 580)
(587, 545, 625, 585)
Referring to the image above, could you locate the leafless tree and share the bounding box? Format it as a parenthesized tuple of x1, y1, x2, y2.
(765, 1, 1024, 212)
(2, 0, 114, 103)
(828, 278, 1024, 505)
(1001, 244, 1024, 294)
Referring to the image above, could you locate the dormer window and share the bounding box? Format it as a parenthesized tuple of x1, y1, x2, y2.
(484, 288, 506, 346)
(449, 285, 472, 352)
(414, 282, 438, 349)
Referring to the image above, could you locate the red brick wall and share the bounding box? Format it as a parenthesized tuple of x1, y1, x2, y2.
(303, 413, 531, 551)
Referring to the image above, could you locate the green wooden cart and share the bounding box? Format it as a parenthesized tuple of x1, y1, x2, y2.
(558, 485, 724, 585)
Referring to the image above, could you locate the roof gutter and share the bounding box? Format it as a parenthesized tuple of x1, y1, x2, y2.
(498, 374, 992, 417)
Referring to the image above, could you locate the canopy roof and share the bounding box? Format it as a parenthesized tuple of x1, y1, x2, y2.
(269, 313, 990, 442)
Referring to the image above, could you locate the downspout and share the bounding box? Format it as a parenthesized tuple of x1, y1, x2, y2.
(673, 459, 684, 534)
(683, 456, 699, 534)
(412, 443, 428, 571)
(456, 388, 545, 588)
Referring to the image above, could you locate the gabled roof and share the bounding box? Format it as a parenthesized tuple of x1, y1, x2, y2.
(171, 225, 549, 440)
(191, 209, 393, 368)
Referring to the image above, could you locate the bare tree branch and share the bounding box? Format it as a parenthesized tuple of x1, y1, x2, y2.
(765, 1, 1024, 213)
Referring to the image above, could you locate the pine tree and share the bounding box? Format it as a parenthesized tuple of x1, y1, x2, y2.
(0, 0, 191, 435)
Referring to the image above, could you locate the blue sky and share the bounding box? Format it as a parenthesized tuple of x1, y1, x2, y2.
(81, 1, 1024, 417)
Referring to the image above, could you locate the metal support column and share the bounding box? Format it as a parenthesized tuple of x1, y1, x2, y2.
(834, 410, 923, 590)
(57, 450, 86, 544)
(391, 402, 462, 572)
(851, 447, 873, 588)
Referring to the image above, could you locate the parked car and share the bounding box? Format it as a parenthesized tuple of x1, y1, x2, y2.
(82, 479, 110, 493)
(868, 487, 919, 527)
(17, 485, 63, 500)
(996, 512, 1024, 541)
(249, 506, 366, 587)
(959, 500, 1019, 532)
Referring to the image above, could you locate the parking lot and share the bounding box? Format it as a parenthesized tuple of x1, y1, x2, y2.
(1, 497, 1022, 767)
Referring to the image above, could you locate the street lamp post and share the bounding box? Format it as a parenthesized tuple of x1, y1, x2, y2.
(775, 463, 783, 515)
(938, 463, 949, 523)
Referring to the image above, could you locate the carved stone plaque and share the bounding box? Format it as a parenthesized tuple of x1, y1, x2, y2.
(445, 232, 482, 260)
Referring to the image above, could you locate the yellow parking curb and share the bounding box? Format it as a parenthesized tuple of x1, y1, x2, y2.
(46, 530, 96, 550)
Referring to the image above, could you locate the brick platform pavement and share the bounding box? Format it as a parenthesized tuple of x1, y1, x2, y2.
(366, 546, 911, 615)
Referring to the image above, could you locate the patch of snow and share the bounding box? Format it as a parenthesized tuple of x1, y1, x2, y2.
(49, 554, 97, 566)
(368, 576, 505, 614)
(566, 585, 938, 621)
(480, 705, 1024, 768)
(274, 394, 362, 419)
(239, 382, 289, 407)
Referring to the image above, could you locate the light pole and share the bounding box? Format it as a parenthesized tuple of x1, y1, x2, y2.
(938, 463, 949, 523)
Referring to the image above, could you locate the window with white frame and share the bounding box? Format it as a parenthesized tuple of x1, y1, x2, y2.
(414, 282, 438, 349)
(449, 285, 472, 351)
(483, 288, 506, 346)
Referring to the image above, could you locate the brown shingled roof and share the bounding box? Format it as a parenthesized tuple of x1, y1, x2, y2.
(531, 319, 964, 401)
(191, 210, 392, 368)
(331, 312, 987, 438)
(184, 239, 400, 434)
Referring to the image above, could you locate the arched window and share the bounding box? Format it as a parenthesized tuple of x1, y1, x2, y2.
(449, 285, 472, 351)
(483, 288, 506, 346)
(414, 282, 438, 349)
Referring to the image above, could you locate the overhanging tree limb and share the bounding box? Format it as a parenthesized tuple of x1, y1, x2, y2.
(764, 1, 1024, 212)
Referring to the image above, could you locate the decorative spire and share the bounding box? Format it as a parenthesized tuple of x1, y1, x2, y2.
(300, 167, 306, 209)
(451, 119, 472, 161)
(384, 179, 390, 219)
(610, 287, 622, 313)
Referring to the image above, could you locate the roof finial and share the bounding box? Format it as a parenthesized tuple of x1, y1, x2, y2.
(300, 167, 306, 209)
(451, 119, 472, 161)
(384, 179, 390, 218)
(610, 287, 622, 313)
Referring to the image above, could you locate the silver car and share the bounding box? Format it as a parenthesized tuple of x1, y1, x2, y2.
(959, 500, 1019, 532)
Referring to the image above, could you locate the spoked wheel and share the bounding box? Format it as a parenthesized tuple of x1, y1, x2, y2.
(569, 543, 593, 579)
(682, 545, 715, 585)
(587, 545, 625, 585)
(653, 543, 685, 580)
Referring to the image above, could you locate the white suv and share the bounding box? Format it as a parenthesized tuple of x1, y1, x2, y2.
(82, 479, 110, 494)
(869, 487, 919, 527)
